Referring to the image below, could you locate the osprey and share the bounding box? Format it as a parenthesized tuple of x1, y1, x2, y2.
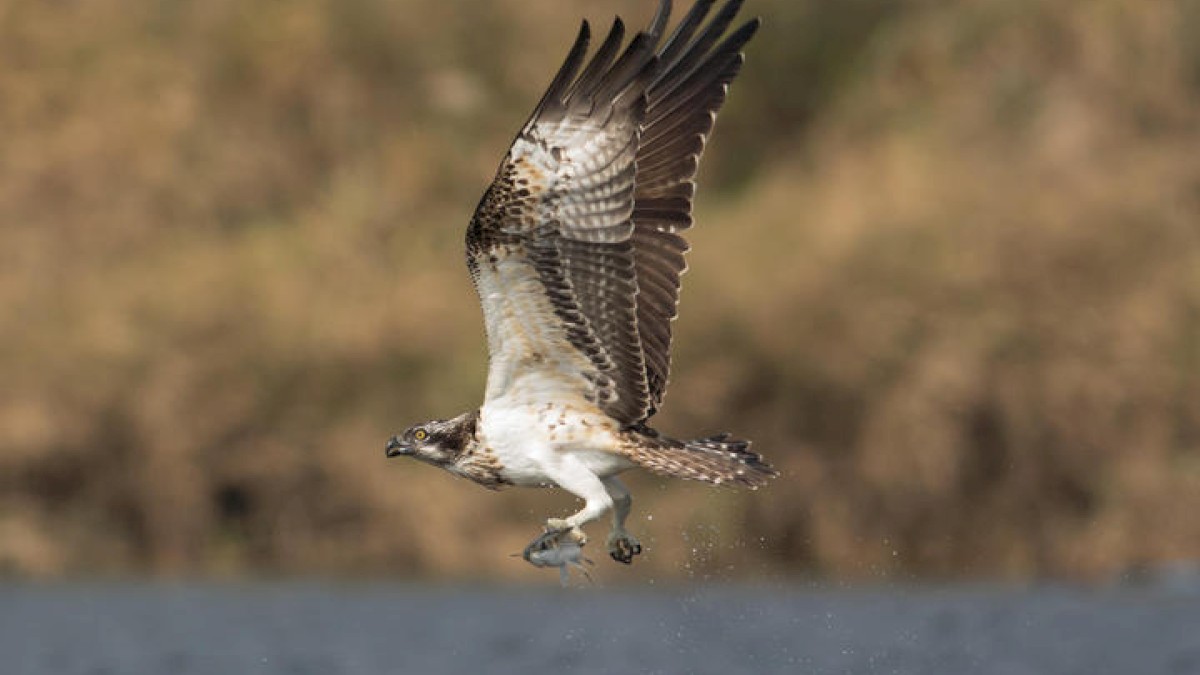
(386, 0, 775, 566)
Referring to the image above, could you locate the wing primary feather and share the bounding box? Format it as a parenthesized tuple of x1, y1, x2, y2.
(529, 21, 592, 122)
(601, 0, 673, 107)
(642, 62, 741, 153)
(593, 33, 657, 105)
(683, 0, 746, 61)
(655, 0, 717, 70)
(650, 0, 746, 101)
(646, 0, 673, 40)
(713, 15, 762, 55)
(568, 18, 626, 103)
(652, 26, 753, 111)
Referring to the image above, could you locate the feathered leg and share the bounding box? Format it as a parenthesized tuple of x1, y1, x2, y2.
(602, 476, 642, 564)
(522, 455, 613, 560)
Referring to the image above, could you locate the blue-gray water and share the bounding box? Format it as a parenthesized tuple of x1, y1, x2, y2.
(2, 583, 1198, 675)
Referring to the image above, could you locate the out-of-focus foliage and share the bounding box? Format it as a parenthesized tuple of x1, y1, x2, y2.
(1, 0, 1198, 581)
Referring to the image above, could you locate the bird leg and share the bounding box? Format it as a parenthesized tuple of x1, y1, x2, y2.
(521, 457, 612, 563)
(602, 476, 642, 564)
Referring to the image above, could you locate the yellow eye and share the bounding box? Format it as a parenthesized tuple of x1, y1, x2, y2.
(413, 429, 428, 442)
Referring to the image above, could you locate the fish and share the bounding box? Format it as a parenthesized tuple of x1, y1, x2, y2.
(518, 541, 595, 586)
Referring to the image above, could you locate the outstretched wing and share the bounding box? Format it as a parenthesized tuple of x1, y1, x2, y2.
(466, 0, 758, 425)
(633, 0, 758, 416)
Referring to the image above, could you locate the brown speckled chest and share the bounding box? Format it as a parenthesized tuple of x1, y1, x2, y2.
(451, 443, 513, 490)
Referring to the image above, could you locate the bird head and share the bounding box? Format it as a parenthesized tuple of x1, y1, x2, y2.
(385, 412, 476, 466)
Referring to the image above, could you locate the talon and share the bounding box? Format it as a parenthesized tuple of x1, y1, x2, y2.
(544, 518, 586, 545)
(606, 532, 643, 565)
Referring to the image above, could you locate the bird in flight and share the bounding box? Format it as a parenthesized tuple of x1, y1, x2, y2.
(386, 0, 775, 567)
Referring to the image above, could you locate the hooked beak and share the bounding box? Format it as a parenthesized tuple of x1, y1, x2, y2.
(385, 436, 411, 458)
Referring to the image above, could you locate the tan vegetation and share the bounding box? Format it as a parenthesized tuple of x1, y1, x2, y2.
(1, 0, 1198, 581)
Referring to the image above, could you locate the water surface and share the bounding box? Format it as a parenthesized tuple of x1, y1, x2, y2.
(2, 583, 1196, 674)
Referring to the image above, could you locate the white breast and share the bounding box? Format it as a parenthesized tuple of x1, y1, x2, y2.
(478, 397, 633, 487)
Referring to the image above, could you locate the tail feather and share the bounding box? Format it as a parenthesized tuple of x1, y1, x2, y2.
(624, 429, 777, 488)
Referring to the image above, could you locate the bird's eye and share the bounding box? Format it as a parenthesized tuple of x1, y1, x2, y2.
(413, 429, 428, 442)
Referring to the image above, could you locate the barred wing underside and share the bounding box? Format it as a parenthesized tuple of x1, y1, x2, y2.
(466, 0, 758, 424)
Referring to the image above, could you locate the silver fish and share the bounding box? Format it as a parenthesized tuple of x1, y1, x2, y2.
(519, 541, 594, 586)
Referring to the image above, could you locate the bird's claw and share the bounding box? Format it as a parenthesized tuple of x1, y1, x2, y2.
(606, 532, 643, 564)
(545, 518, 586, 544)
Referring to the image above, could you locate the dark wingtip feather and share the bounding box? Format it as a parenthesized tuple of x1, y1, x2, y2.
(657, 0, 717, 67)
(528, 20, 592, 121)
(647, 0, 673, 40)
(722, 16, 761, 54)
(568, 17, 630, 104)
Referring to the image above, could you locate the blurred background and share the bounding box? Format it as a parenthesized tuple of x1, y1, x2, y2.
(1, 0, 1198, 584)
